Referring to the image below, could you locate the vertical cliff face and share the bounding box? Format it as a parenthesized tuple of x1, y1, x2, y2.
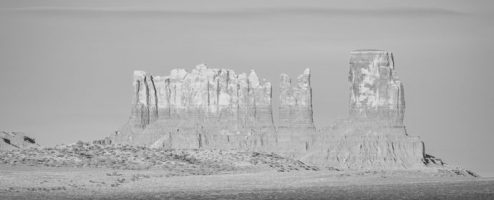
(348, 50, 405, 127)
(130, 71, 158, 129)
(278, 69, 315, 129)
(114, 51, 427, 170)
(304, 49, 424, 169)
(126, 64, 274, 133)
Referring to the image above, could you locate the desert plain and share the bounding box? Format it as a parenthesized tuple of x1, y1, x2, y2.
(0, 143, 493, 200)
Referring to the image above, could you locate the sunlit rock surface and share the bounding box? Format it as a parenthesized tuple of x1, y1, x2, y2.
(111, 50, 432, 170)
(129, 65, 273, 130)
(114, 65, 276, 148)
(0, 131, 38, 150)
(276, 69, 316, 157)
(278, 68, 315, 129)
(305, 130, 425, 170)
(302, 49, 424, 170)
(348, 49, 405, 127)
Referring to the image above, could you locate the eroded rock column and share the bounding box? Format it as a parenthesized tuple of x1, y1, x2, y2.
(304, 49, 424, 169)
(130, 71, 159, 129)
(278, 68, 315, 129)
(348, 49, 405, 127)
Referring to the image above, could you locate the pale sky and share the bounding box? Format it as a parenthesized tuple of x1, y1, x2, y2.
(1, 0, 493, 176)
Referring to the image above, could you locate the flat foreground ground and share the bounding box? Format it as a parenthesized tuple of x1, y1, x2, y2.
(0, 165, 493, 200)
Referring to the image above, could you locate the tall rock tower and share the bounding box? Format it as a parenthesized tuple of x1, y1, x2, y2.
(130, 71, 159, 129)
(303, 50, 424, 169)
(278, 69, 315, 129)
(348, 49, 405, 127)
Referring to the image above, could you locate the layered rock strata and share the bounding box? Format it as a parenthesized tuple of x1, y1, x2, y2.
(303, 49, 424, 169)
(112, 50, 428, 170)
(278, 69, 315, 129)
(130, 65, 274, 130)
(304, 134, 425, 169)
(115, 65, 276, 147)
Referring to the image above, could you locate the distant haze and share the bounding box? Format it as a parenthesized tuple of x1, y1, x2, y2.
(1, 0, 493, 176)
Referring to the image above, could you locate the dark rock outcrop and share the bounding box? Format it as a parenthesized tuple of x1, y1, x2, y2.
(0, 131, 39, 150)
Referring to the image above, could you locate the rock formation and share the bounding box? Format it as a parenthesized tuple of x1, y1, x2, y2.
(279, 69, 315, 129)
(348, 49, 405, 127)
(304, 134, 424, 169)
(111, 50, 429, 170)
(0, 131, 38, 150)
(303, 49, 424, 170)
(114, 65, 276, 148)
(129, 64, 274, 130)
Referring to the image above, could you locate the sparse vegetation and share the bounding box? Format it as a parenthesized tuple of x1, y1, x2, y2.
(0, 142, 321, 177)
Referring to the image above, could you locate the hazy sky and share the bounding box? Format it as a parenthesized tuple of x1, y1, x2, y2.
(1, 0, 493, 176)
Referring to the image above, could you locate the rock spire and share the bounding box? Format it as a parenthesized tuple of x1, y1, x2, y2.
(279, 68, 315, 129)
(348, 49, 405, 126)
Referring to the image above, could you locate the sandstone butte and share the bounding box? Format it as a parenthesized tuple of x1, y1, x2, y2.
(100, 50, 428, 170)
